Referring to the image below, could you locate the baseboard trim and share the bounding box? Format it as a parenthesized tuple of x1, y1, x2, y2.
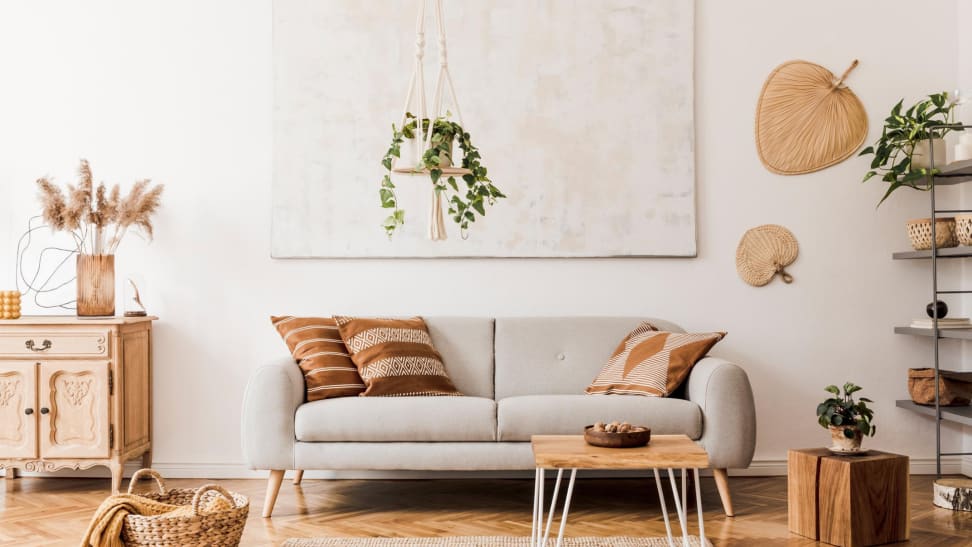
(2, 456, 967, 480)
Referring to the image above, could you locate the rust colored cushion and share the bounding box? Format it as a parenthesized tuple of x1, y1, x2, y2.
(271, 316, 366, 401)
(587, 324, 725, 397)
(333, 316, 462, 397)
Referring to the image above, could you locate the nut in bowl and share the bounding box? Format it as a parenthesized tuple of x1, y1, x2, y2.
(584, 421, 651, 448)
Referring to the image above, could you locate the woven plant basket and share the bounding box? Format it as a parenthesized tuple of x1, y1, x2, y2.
(122, 469, 249, 547)
(907, 218, 958, 250)
(908, 368, 972, 406)
(736, 225, 799, 287)
(756, 60, 867, 175)
(955, 214, 972, 246)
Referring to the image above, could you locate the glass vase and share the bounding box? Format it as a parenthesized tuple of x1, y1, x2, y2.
(76, 254, 115, 317)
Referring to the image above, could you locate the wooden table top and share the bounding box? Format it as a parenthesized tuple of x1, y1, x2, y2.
(788, 447, 907, 465)
(531, 434, 709, 469)
(0, 315, 157, 325)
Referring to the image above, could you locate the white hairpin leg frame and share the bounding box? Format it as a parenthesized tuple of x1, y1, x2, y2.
(532, 467, 706, 547)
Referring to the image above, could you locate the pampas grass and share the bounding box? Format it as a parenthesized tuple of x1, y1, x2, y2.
(36, 159, 164, 255)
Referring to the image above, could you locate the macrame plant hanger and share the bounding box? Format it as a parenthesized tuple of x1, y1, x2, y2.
(392, 0, 471, 241)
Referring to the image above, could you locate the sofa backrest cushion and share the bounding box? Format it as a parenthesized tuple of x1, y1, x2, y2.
(494, 317, 685, 399)
(424, 317, 495, 398)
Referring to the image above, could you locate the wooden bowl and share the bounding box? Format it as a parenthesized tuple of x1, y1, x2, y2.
(583, 425, 651, 448)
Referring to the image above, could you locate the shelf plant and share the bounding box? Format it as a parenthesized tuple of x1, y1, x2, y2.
(816, 382, 876, 451)
(860, 91, 964, 206)
(379, 112, 505, 237)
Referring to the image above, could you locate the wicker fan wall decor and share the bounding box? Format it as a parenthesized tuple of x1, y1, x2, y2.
(756, 60, 867, 175)
(736, 225, 799, 287)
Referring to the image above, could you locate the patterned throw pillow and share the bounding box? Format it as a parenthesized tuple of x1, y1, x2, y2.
(333, 316, 462, 397)
(271, 316, 366, 401)
(587, 323, 725, 397)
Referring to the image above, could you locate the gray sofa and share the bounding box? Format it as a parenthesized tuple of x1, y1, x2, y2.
(242, 317, 756, 517)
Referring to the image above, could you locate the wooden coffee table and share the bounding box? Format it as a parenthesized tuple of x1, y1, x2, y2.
(531, 434, 709, 547)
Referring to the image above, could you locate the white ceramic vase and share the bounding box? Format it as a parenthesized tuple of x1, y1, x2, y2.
(911, 138, 948, 169)
(829, 425, 863, 451)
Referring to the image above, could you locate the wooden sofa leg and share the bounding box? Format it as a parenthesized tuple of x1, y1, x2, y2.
(263, 470, 285, 518)
(293, 469, 304, 485)
(713, 468, 735, 517)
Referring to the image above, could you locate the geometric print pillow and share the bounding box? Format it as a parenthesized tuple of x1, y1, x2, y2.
(271, 316, 366, 401)
(333, 316, 462, 397)
(587, 328, 726, 397)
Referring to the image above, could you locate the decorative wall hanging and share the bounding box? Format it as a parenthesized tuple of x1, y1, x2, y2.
(756, 60, 867, 175)
(378, 0, 504, 240)
(272, 0, 696, 258)
(736, 225, 798, 287)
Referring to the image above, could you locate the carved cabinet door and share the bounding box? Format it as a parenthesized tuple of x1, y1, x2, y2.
(0, 361, 37, 459)
(38, 361, 110, 459)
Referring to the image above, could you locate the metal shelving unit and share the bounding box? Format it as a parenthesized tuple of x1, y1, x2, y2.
(891, 137, 972, 475)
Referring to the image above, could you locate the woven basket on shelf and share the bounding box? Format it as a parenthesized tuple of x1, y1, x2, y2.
(908, 368, 972, 406)
(955, 214, 972, 246)
(122, 469, 249, 547)
(906, 218, 958, 250)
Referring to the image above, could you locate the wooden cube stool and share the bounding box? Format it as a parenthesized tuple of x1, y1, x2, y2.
(788, 448, 909, 547)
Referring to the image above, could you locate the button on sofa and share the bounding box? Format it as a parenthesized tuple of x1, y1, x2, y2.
(242, 317, 757, 517)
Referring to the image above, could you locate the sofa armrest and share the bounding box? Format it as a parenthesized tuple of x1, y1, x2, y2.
(685, 357, 756, 469)
(241, 357, 304, 470)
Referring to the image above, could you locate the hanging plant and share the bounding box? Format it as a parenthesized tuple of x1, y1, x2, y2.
(379, 112, 505, 237)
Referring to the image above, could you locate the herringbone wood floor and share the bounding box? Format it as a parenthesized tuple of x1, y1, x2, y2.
(1, 474, 970, 546)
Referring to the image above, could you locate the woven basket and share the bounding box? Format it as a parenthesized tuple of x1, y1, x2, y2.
(122, 469, 249, 547)
(906, 218, 958, 250)
(908, 368, 972, 406)
(956, 214, 972, 246)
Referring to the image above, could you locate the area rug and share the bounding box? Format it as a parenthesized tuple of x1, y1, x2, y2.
(283, 537, 711, 546)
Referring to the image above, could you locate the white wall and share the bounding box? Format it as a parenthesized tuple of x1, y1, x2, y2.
(0, 0, 968, 477)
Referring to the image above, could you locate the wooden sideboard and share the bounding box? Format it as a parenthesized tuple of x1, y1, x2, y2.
(0, 316, 156, 492)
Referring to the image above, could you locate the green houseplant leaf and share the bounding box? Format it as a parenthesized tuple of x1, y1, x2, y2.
(860, 92, 964, 206)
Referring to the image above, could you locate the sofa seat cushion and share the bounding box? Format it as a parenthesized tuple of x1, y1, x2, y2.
(295, 396, 497, 442)
(497, 395, 702, 442)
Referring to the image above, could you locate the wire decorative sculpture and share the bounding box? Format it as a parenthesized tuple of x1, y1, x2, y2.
(15, 216, 79, 310)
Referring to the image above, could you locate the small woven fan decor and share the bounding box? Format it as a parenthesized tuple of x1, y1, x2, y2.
(736, 225, 799, 287)
(756, 59, 867, 175)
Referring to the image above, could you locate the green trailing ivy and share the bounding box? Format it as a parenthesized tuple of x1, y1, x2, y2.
(378, 113, 505, 237)
(859, 91, 964, 206)
(816, 382, 876, 438)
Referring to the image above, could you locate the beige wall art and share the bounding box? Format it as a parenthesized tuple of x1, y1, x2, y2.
(272, 0, 696, 258)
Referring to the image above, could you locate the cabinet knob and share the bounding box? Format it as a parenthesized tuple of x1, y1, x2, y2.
(24, 408, 33, 415)
(40, 407, 49, 415)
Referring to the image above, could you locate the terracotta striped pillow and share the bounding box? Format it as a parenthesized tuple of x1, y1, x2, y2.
(271, 316, 366, 401)
(587, 325, 725, 397)
(333, 316, 462, 397)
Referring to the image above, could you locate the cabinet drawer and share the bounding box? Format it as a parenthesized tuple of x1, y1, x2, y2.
(0, 330, 109, 358)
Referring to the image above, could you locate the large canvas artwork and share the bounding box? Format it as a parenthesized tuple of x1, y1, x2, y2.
(272, 0, 696, 257)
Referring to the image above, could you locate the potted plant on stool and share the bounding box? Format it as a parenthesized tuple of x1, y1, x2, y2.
(816, 382, 876, 452)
